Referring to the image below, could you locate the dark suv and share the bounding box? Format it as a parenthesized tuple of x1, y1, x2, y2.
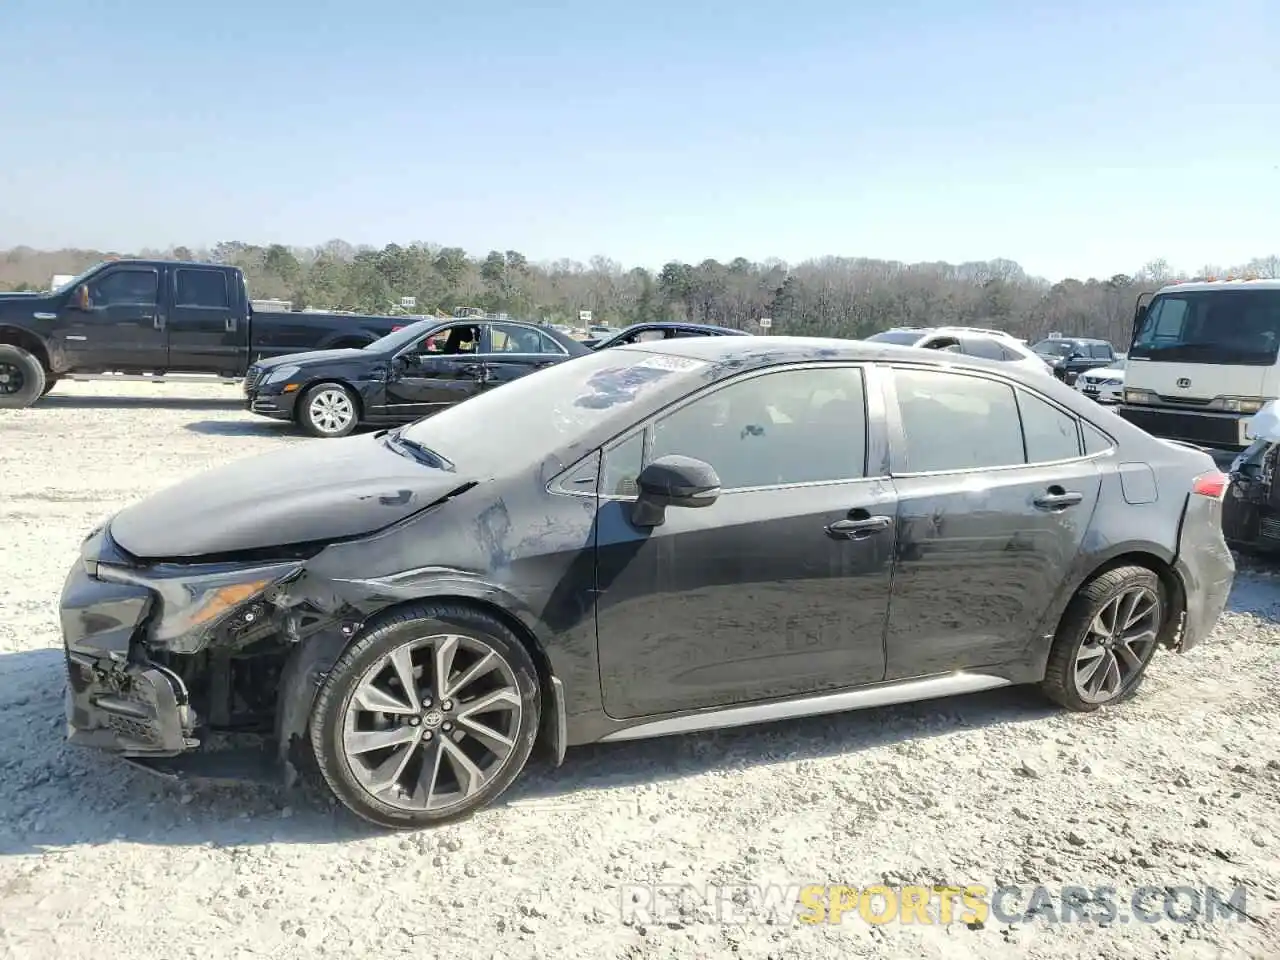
(1032, 337, 1117, 384)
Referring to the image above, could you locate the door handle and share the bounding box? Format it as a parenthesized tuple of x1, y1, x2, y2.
(825, 514, 892, 540)
(150, 314, 164, 330)
(225, 316, 237, 333)
(1033, 487, 1084, 510)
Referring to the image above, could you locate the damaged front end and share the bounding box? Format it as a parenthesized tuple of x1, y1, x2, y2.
(1223, 438, 1280, 552)
(59, 523, 352, 783)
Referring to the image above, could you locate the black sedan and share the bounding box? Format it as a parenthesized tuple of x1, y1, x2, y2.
(243, 316, 591, 437)
(585, 321, 747, 349)
(61, 337, 1235, 829)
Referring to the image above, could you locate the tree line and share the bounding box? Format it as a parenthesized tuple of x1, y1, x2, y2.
(3, 241, 1278, 347)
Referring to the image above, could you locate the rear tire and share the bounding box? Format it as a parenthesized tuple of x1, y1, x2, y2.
(297, 381, 359, 438)
(309, 603, 541, 829)
(0, 345, 46, 409)
(1041, 565, 1165, 711)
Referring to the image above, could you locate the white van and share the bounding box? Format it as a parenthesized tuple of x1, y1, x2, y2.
(1116, 277, 1280, 449)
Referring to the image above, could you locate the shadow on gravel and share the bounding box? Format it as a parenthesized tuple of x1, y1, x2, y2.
(506, 685, 1057, 810)
(2, 572, 1274, 853)
(0, 644, 1054, 855)
(39, 395, 241, 411)
(184, 419, 298, 437)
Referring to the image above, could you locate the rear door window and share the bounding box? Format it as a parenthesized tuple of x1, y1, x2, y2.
(892, 369, 1088, 472)
(175, 268, 230, 309)
(892, 369, 1025, 472)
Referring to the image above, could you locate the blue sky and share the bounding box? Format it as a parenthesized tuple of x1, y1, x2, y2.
(2, 0, 1277, 280)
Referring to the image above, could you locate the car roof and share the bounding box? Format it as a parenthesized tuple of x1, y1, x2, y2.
(610, 334, 1045, 379)
(1156, 278, 1280, 294)
(621, 321, 746, 334)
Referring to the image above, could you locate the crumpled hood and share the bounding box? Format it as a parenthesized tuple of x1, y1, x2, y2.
(254, 348, 367, 370)
(109, 433, 475, 560)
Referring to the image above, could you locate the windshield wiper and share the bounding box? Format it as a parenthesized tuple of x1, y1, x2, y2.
(384, 429, 452, 469)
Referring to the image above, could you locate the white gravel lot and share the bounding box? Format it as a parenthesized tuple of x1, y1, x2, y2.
(0, 379, 1278, 960)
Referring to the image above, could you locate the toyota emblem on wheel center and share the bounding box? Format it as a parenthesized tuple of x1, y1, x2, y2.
(1177, 377, 1191, 388)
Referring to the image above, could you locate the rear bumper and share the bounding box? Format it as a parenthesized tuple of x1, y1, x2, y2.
(1117, 404, 1249, 450)
(1173, 494, 1236, 653)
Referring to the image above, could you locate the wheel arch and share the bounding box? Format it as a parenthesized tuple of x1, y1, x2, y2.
(1028, 542, 1189, 678)
(0, 326, 53, 372)
(344, 592, 565, 765)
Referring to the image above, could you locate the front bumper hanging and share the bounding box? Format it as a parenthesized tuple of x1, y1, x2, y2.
(64, 653, 198, 756)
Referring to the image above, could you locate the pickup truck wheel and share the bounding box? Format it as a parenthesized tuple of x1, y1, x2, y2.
(0, 345, 46, 409)
(299, 382, 359, 438)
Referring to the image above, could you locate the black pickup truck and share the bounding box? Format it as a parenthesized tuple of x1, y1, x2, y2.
(0, 259, 405, 408)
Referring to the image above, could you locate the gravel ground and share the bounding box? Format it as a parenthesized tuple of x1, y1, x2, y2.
(1, 379, 1278, 960)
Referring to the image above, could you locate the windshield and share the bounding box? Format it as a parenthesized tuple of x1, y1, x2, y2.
(363, 317, 441, 353)
(1131, 290, 1280, 366)
(51, 263, 104, 296)
(1032, 340, 1074, 357)
(865, 331, 924, 346)
(400, 348, 707, 470)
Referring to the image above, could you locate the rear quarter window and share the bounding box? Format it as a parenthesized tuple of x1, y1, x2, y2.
(1016, 389, 1082, 462)
(1082, 422, 1116, 455)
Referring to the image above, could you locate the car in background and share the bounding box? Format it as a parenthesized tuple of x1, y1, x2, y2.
(865, 326, 1053, 376)
(243, 315, 590, 437)
(1032, 337, 1118, 385)
(587, 321, 747, 349)
(0, 259, 403, 408)
(61, 335, 1234, 829)
(1075, 358, 1127, 404)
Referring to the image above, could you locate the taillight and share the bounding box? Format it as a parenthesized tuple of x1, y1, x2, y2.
(1191, 470, 1228, 498)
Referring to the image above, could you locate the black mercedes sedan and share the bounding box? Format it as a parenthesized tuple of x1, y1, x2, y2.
(242, 316, 591, 437)
(60, 337, 1235, 829)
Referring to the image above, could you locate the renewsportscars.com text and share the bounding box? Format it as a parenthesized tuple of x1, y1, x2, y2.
(619, 882, 1251, 927)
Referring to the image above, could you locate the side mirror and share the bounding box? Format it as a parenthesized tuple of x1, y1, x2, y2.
(630, 455, 721, 528)
(70, 284, 91, 311)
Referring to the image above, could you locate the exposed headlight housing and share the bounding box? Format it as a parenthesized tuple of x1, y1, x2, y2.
(95, 561, 303, 654)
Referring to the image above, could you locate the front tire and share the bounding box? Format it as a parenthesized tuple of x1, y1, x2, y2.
(297, 381, 359, 438)
(309, 603, 541, 829)
(0, 345, 46, 409)
(1041, 565, 1165, 711)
